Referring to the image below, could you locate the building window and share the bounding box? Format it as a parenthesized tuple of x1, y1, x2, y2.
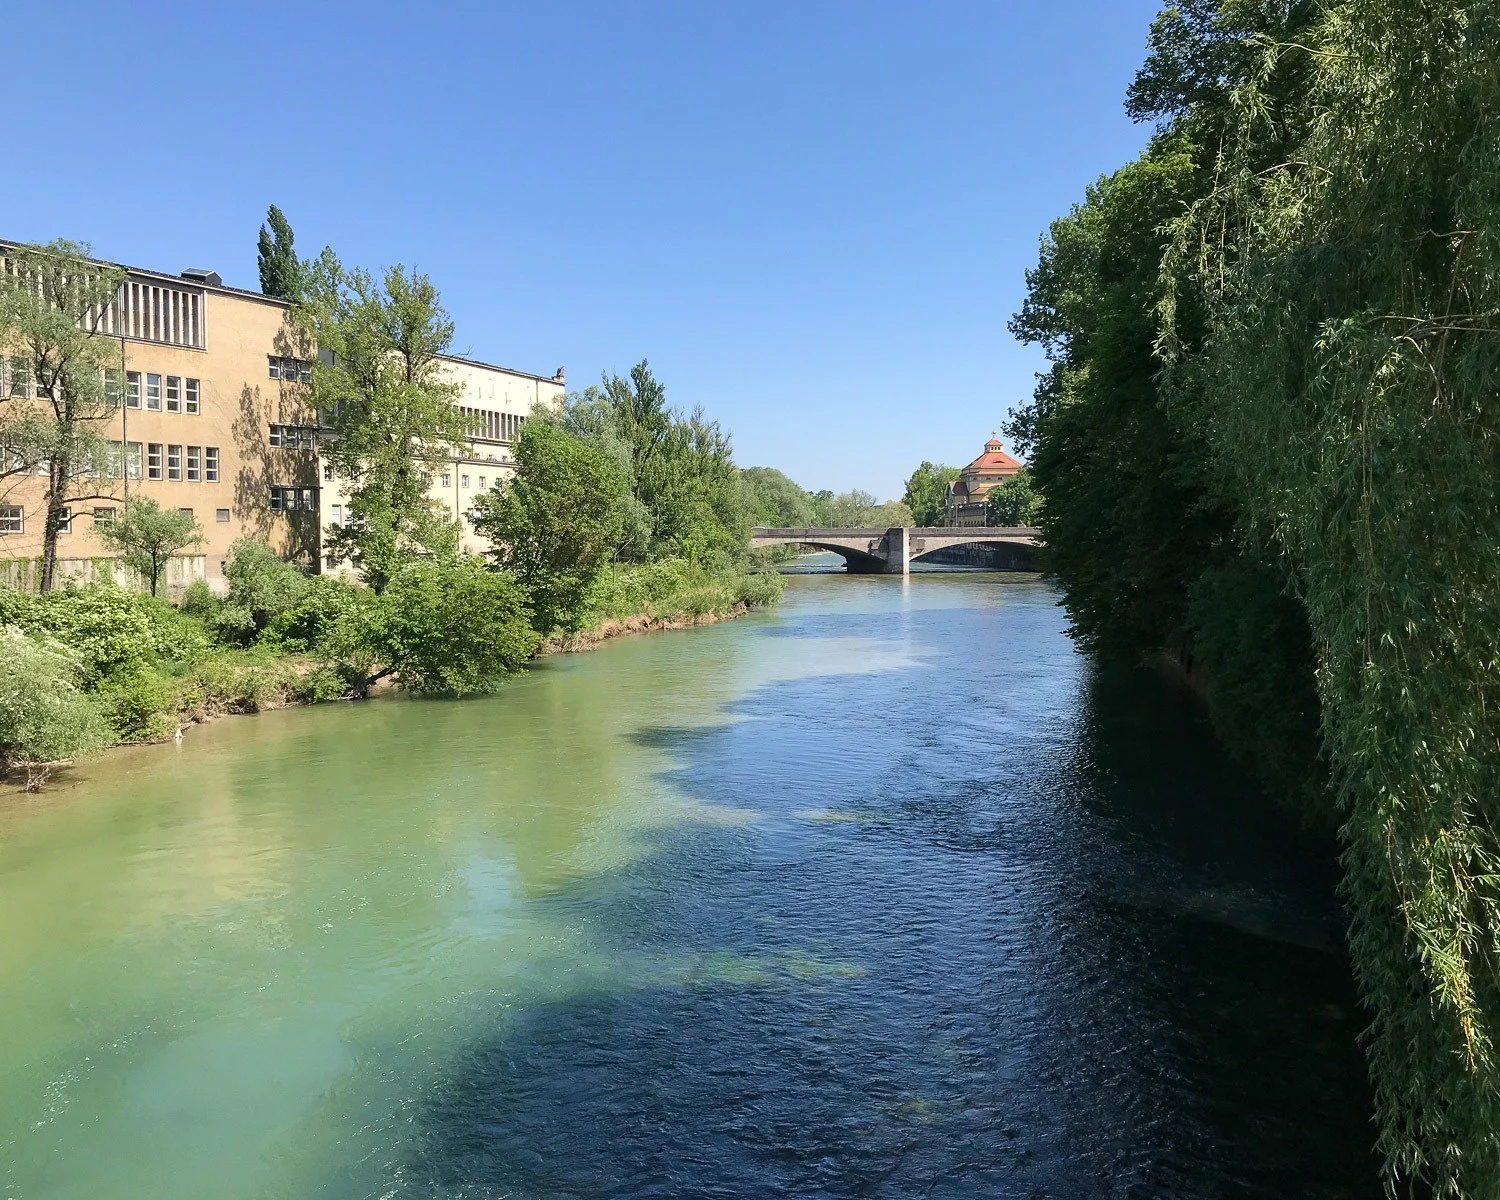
(478, 476, 486, 489)
(331, 504, 342, 526)
(103, 369, 123, 407)
(178, 508, 193, 519)
(268, 356, 313, 384)
(165, 376, 181, 412)
(9, 357, 31, 398)
(185, 378, 200, 414)
(461, 474, 469, 488)
(126, 442, 142, 480)
(186, 445, 201, 482)
(204, 447, 219, 482)
(145, 373, 162, 410)
(270, 485, 317, 512)
(147, 443, 163, 480)
(269, 425, 316, 450)
(323, 462, 334, 482)
(0, 505, 21, 534)
(216, 508, 230, 522)
(126, 370, 141, 408)
(167, 444, 182, 481)
(57, 506, 71, 534)
(441, 473, 451, 487)
(93, 506, 116, 526)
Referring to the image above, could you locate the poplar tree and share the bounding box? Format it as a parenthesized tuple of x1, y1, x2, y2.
(256, 205, 302, 301)
(0, 241, 126, 592)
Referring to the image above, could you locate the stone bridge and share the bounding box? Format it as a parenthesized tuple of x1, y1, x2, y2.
(750, 526, 1040, 574)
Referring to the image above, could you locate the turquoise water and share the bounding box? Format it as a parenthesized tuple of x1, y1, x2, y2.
(0, 570, 1376, 1197)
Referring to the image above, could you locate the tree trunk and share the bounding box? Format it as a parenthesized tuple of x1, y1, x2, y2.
(39, 451, 72, 594)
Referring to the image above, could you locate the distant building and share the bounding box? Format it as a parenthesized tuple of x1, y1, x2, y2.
(944, 435, 1022, 527)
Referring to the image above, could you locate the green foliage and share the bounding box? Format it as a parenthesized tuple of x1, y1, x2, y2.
(256, 204, 302, 301)
(902, 462, 960, 525)
(984, 468, 1042, 527)
(471, 421, 632, 635)
(177, 647, 309, 717)
(32, 584, 161, 683)
(352, 557, 540, 696)
(96, 496, 201, 597)
(220, 537, 311, 640)
(740, 466, 819, 527)
(96, 663, 174, 742)
(263, 576, 365, 653)
(301, 254, 466, 591)
(0, 627, 110, 785)
(178, 579, 218, 621)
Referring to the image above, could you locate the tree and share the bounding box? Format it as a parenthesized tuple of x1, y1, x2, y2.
(214, 536, 311, 642)
(301, 255, 469, 592)
(0, 241, 127, 592)
(740, 466, 818, 528)
(256, 205, 302, 301)
(97, 496, 201, 597)
(984, 469, 1041, 527)
(0, 626, 110, 790)
(323, 557, 540, 697)
(471, 421, 632, 636)
(901, 461, 959, 525)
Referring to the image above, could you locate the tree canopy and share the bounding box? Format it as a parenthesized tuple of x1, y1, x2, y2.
(257, 205, 302, 301)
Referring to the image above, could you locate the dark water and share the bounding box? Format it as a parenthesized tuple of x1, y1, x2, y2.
(0, 570, 1376, 1198)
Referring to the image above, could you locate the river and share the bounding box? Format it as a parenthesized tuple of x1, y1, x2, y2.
(0, 566, 1377, 1198)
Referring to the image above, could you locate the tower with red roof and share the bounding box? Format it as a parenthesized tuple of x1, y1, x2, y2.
(944, 435, 1023, 527)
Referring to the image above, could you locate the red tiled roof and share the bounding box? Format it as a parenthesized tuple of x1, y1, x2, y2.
(964, 437, 1023, 474)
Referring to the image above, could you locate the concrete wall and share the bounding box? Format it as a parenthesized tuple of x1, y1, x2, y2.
(0, 554, 209, 596)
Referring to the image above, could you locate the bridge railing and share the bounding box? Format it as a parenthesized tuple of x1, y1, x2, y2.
(749, 526, 1040, 539)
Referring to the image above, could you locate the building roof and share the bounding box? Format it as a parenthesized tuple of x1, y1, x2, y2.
(964, 437, 1023, 474)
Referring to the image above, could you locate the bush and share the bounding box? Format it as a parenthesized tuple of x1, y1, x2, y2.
(220, 538, 311, 642)
(34, 584, 159, 683)
(0, 627, 111, 787)
(263, 576, 365, 652)
(178, 579, 218, 620)
(337, 557, 541, 697)
(96, 663, 174, 742)
(735, 570, 783, 608)
(177, 648, 305, 717)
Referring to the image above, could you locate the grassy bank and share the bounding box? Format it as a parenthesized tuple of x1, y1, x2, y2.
(0, 558, 780, 789)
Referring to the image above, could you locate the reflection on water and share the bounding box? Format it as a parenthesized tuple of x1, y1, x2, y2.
(0, 573, 1376, 1198)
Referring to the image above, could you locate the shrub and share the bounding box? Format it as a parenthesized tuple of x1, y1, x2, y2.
(34, 584, 157, 683)
(220, 538, 311, 642)
(96, 663, 174, 742)
(178, 579, 218, 620)
(177, 648, 304, 717)
(735, 570, 783, 608)
(0, 627, 111, 788)
(263, 576, 365, 652)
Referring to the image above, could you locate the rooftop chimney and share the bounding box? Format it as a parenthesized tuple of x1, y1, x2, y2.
(553, 367, 565, 383)
(180, 268, 222, 287)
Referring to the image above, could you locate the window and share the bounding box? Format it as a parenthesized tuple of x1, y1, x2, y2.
(126, 371, 141, 408)
(441, 473, 451, 487)
(57, 506, 71, 534)
(145, 373, 162, 410)
(269, 425, 315, 450)
(9, 357, 31, 398)
(103, 369, 124, 407)
(478, 476, 486, 489)
(0, 505, 21, 534)
(323, 462, 334, 482)
(185, 378, 200, 414)
(461, 474, 469, 488)
(205, 447, 219, 482)
(331, 504, 342, 525)
(268, 356, 313, 384)
(186, 445, 201, 482)
(215, 508, 230, 523)
(126, 442, 142, 480)
(178, 508, 193, 519)
(167, 444, 182, 481)
(93, 506, 116, 526)
(147, 443, 163, 480)
(165, 376, 181, 412)
(271, 485, 317, 512)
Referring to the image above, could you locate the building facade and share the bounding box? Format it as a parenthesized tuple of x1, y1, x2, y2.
(0, 245, 563, 591)
(944, 435, 1023, 527)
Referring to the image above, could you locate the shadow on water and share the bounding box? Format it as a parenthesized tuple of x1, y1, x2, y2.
(398, 607, 1377, 1198)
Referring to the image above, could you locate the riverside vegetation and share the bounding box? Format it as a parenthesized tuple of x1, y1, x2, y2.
(1011, 2, 1500, 1194)
(0, 240, 782, 790)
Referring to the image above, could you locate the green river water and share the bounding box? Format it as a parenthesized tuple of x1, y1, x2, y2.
(0, 568, 1377, 1197)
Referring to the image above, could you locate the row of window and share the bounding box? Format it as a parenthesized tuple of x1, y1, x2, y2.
(269, 424, 317, 449)
(0, 504, 231, 534)
(270, 486, 318, 512)
(111, 370, 202, 414)
(268, 356, 313, 383)
(459, 406, 526, 443)
(113, 442, 220, 482)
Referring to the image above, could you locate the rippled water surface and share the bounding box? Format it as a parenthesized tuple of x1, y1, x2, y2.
(0, 569, 1377, 1198)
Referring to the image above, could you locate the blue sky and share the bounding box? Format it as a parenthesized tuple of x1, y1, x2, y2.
(9, 1, 1161, 499)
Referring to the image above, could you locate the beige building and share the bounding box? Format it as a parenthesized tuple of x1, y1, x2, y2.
(0, 244, 563, 591)
(945, 435, 1023, 527)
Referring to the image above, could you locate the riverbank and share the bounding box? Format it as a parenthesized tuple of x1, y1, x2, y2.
(0, 558, 781, 790)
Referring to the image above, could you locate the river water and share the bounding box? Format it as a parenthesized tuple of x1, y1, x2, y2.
(0, 567, 1377, 1198)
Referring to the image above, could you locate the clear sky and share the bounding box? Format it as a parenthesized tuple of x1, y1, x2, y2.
(9, 1, 1161, 500)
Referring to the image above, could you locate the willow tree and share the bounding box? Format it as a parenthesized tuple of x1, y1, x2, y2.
(0, 242, 126, 591)
(1166, 4, 1500, 1192)
(300, 254, 469, 593)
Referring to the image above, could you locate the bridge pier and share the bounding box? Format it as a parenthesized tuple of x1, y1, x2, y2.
(881, 526, 909, 575)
